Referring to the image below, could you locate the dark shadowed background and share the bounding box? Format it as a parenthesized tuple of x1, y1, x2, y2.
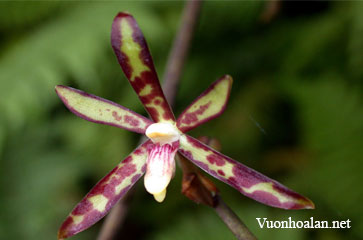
(0, 1, 362, 240)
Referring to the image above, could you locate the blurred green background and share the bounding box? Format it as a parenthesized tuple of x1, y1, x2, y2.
(0, 1, 362, 240)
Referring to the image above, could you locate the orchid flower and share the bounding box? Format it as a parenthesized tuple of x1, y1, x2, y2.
(56, 12, 314, 239)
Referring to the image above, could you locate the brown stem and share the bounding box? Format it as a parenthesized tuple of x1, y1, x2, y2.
(214, 195, 257, 240)
(163, 0, 203, 106)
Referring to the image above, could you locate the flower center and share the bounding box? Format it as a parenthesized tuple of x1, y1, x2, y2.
(145, 122, 180, 145)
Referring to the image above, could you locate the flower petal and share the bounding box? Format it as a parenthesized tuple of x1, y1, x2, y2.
(111, 12, 175, 123)
(58, 140, 153, 239)
(177, 75, 233, 132)
(178, 135, 314, 210)
(55, 85, 152, 134)
(144, 142, 178, 202)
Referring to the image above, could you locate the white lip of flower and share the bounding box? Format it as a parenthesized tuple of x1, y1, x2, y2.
(145, 122, 181, 145)
(144, 122, 180, 202)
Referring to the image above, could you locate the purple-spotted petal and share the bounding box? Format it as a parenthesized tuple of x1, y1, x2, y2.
(178, 135, 314, 210)
(58, 140, 153, 239)
(55, 85, 152, 134)
(111, 12, 175, 123)
(177, 75, 233, 133)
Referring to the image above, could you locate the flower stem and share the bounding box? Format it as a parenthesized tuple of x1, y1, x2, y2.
(214, 195, 257, 240)
(163, 0, 203, 107)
